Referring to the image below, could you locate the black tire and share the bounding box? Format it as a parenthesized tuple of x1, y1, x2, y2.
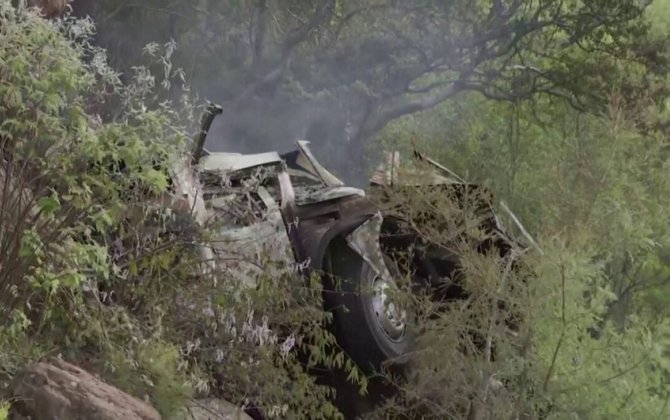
(323, 238, 415, 372)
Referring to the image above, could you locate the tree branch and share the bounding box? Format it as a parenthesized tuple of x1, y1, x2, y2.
(281, 0, 335, 57)
(231, 0, 336, 102)
(329, 3, 392, 47)
(361, 79, 469, 140)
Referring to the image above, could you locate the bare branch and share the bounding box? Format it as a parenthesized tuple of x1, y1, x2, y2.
(360, 80, 469, 140)
(281, 0, 336, 57)
(232, 0, 337, 101)
(329, 3, 391, 46)
(406, 79, 457, 94)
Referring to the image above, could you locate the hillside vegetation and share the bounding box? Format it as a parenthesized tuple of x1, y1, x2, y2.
(2, 1, 670, 419)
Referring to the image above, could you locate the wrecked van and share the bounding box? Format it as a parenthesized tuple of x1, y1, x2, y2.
(169, 104, 531, 371)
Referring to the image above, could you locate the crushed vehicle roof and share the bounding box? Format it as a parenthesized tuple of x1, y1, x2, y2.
(198, 151, 282, 173)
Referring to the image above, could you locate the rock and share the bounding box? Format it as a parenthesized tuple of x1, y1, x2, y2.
(181, 399, 253, 420)
(27, 0, 71, 18)
(10, 358, 160, 420)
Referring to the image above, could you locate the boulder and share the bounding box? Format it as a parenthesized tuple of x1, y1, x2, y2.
(10, 358, 160, 420)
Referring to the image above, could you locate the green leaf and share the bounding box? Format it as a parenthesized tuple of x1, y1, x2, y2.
(61, 272, 84, 289)
(0, 401, 9, 420)
(3, 86, 22, 108)
(19, 230, 41, 259)
(129, 259, 139, 276)
(38, 195, 61, 216)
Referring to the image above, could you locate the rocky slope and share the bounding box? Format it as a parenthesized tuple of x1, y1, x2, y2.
(8, 359, 252, 420)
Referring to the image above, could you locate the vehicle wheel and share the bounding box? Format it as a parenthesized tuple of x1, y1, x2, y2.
(323, 238, 415, 372)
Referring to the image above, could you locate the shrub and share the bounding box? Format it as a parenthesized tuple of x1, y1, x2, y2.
(0, 0, 193, 409)
(0, 4, 361, 417)
(371, 104, 670, 418)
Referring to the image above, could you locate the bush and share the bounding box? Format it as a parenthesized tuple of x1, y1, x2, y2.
(374, 90, 670, 418)
(0, 0, 198, 410)
(0, 4, 362, 418)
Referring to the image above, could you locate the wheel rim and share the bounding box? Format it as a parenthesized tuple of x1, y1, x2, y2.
(371, 274, 407, 342)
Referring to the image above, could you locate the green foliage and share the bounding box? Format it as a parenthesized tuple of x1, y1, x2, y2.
(647, 0, 670, 32)
(366, 188, 534, 418)
(529, 241, 670, 419)
(0, 5, 364, 419)
(371, 6, 670, 415)
(105, 340, 193, 416)
(376, 59, 670, 419)
(0, 401, 9, 420)
(0, 1, 194, 414)
(155, 234, 363, 418)
(2, 1, 670, 419)
(84, 0, 654, 104)
(68, 0, 666, 186)
(0, 0, 189, 326)
(357, 147, 670, 418)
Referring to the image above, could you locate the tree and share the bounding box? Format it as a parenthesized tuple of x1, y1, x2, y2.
(71, 0, 660, 183)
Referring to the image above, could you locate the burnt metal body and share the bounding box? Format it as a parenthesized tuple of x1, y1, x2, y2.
(162, 105, 533, 376)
